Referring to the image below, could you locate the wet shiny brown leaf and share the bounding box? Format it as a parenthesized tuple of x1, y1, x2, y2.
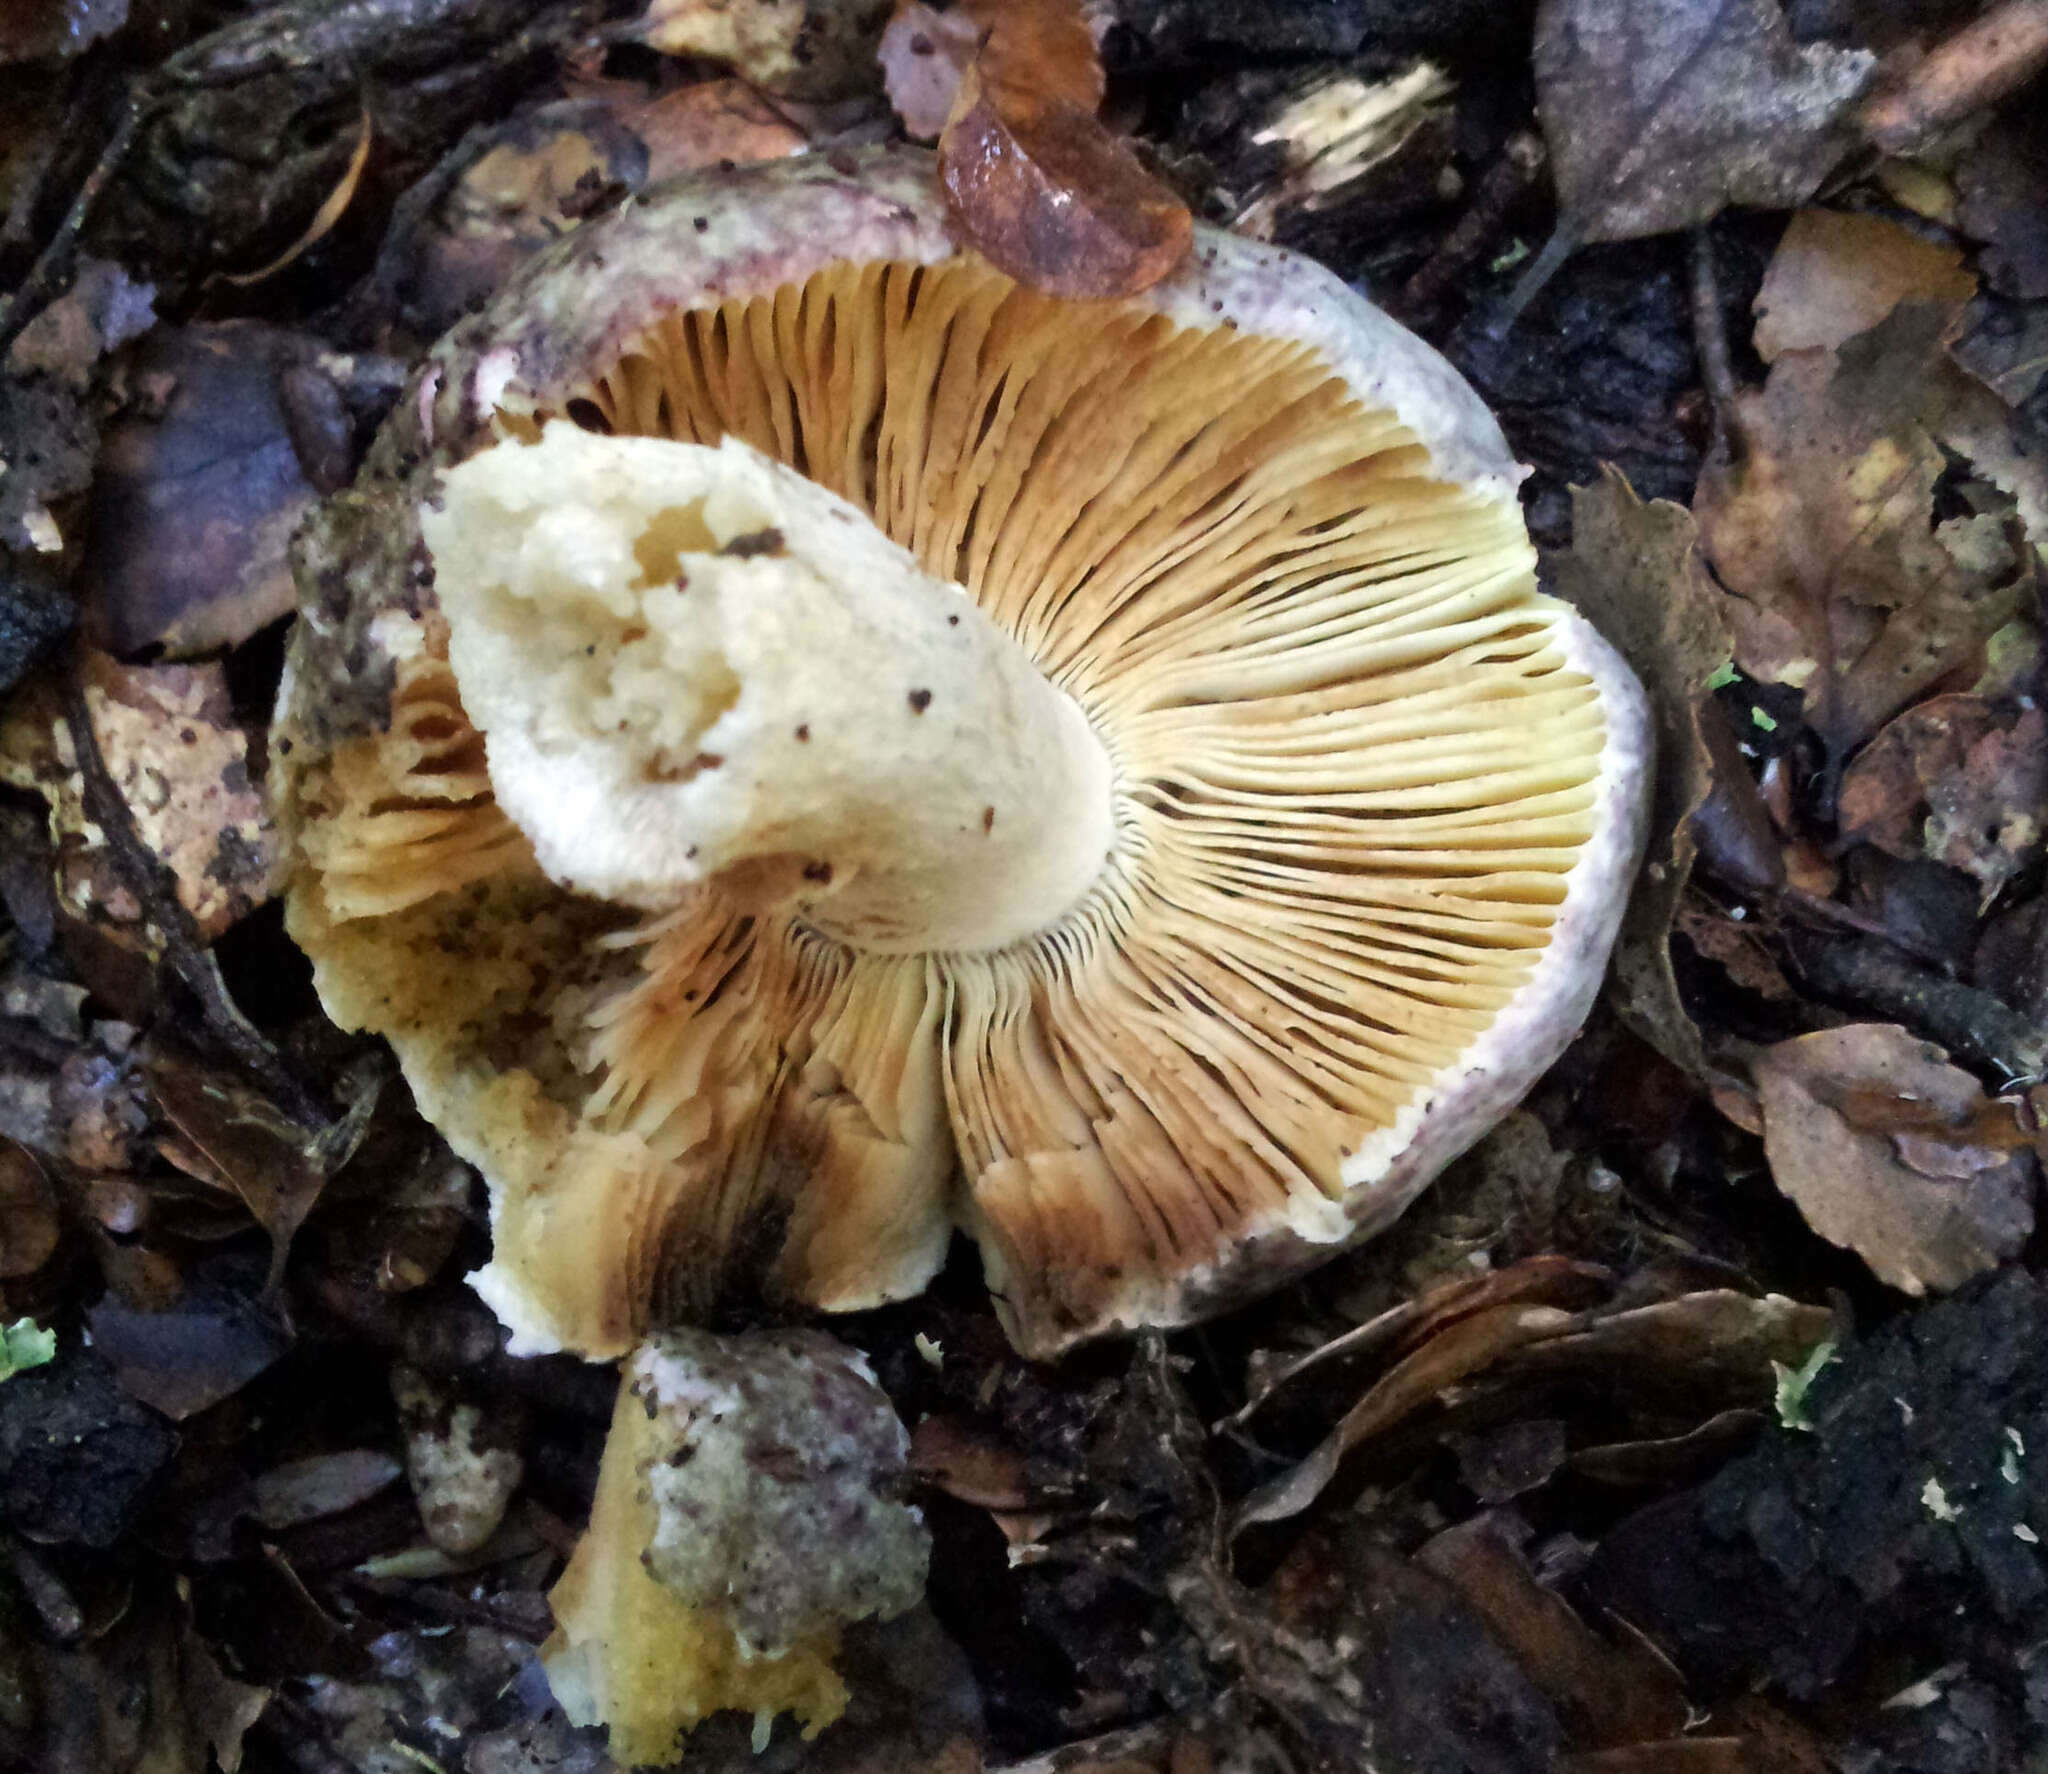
(937, 0, 1191, 300)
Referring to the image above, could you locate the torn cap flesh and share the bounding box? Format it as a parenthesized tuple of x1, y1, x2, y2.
(275, 146, 1651, 1361)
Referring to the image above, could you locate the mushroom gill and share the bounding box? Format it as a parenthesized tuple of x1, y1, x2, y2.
(286, 245, 1641, 1359)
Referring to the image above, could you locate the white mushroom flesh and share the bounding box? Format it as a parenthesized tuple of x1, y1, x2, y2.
(423, 429, 1115, 952)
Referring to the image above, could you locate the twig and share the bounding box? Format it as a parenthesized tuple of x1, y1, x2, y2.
(1396, 130, 1546, 317)
(1687, 227, 1742, 449)
(1791, 933, 2048, 1086)
(1859, 0, 2048, 155)
(0, 89, 146, 362)
(992, 1727, 1165, 1772)
(59, 661, 328, 1128)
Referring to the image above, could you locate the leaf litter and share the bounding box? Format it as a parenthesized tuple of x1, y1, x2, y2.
(3, 1, 2048, 1770)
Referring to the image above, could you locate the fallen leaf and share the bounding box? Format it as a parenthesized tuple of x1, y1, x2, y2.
(1752, 209, 1976, 363)
(0, 1139, 59, 1278)
(938, 0, 1192, 300)
(880, 1, 980, 141)
(1235, 1300, 1583, 1530)
(1498, 1290, 1835, 1409)
(1957, 110, 2048, 301)
(1841, 694, 2048, 899)
(85, 1251, 293, 1420)
(1567, 1408, 1765, 1487)
(1531, 0, 1874, 244)
(81, 325, 328, 658)
(251, 1450, 403, 1531)
(146, 1041, 380, 1289)
(1417, 1514, 1689, 1749)
(178, 1616, 271, 1774)
(1551, 467, 1735, 1083)
(909, 1415, 1032, 1510)
(1694, 304, 2033, 763)
(1226, 1253, 1611, 1433)
(1675, 902, 1795, 1000)
(1750, 1023, 2036, 1293)
(5, 257, 157, 389)
(0, 652, 283, 953)
(636, 0, 893, 99)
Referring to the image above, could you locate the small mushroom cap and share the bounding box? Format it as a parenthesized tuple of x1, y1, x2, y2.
(276, 146, 1650, 1360)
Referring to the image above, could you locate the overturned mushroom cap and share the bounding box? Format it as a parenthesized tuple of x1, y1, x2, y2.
(276, 146, 1650, 1360)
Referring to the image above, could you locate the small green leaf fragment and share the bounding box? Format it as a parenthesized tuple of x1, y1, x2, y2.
(1750, 705, 1779, 732)
(0, 1318, 56, 1381)
(1773, 1338, 1836, 1432)
(1705, 659, 1740, 691)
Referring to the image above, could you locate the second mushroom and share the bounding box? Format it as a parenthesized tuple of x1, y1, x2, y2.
(276, 147, 1651, 1363)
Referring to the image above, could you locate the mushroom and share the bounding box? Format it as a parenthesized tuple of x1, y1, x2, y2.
(276, 146, 1651, 1364)
(541, 1327, 928, 1764)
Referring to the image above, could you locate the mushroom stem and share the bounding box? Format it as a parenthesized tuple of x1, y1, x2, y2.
(421, 427, 1117, 953)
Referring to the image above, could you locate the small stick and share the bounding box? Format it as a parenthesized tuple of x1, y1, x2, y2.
(1859, 0, 2048, 155)
(1687, 227, 1742, 449)
(0, 91, 145, 362)
(1397, 130, 1547, 317)
(1792, 933, 2048, 1086)
(59, 661, 328, 1127)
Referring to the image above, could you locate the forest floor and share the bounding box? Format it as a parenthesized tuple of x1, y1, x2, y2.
(2, 2, 2048, 1770)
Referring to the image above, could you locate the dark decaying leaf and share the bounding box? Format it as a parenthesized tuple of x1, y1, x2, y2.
(1955, 103, 2048, 302)
(251, 1449, 404, 1531)
(1750, 1023, 2037, 1295)
(0, 1138, 59, 1278)
(83, 325, 327, 659)
(938, 0, 1192, 300)
(1531, 0, 1873, 244)
(1417, 1514, 1689, 1750)
(146, 1040, 381, 1288)
(1840, 694, 2048, 902)
(85, 1251, 293, 1420)
(1550, 467, 1735, 1084)
(20, 1594, 270, 1774)
(1190, 1526, 1563, 1772)
(1236, 1279, 1830, 1532)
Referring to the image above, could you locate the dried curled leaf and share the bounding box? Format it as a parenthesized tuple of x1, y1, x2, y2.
(937, 0, 1191, 300)
(1695, 306, 2034, 763)
(1751, 1023, 2036, 1295)
(1551, 467, 1735, 1085)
